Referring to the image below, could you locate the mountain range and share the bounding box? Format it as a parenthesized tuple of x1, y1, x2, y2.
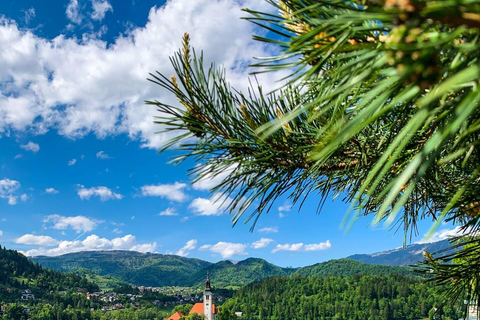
(30, 239, 451, 288)
(346, 239, 451, 266)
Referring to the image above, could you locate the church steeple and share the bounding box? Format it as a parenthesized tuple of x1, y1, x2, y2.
(205, 271, 211, 291)
(203, 272, 214, 320)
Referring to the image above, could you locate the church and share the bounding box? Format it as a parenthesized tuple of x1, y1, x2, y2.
(166, 273, 217, 320)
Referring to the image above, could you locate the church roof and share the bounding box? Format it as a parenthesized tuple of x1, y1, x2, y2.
(190, 303, 217, 315)
(166, 311, 184, 320)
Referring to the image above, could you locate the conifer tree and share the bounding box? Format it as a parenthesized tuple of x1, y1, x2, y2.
(148, 0, 480, 312)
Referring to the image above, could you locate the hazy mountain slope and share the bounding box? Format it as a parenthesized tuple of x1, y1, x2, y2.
(347, 239, 451, 266)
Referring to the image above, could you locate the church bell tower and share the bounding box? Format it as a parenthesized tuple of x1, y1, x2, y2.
(203, 272, 213, 320)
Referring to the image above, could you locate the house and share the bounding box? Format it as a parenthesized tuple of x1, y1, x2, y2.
(166, 311, 184, 320)
(21, 290, 35, 300)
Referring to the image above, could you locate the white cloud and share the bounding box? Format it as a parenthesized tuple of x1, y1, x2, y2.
(20, 194, 28, 202)
(96, 150, 111, 159)
(15, 234, 58, 246)
(305, 241, 332, 251)
(91, 0, 113, 21)
(44, 214, 101, 233)
(278, 201, 292, 212)
(66, 0, 82, 24)
(189, 193, 233, 216)
(251, 238, 273, 249)
(77, 185, 123, 201)
(112, 228, 122, 234)
(176, 239, 197, 257)
(272, 240, 331, 253)
(141, 182, 187, 202)
(45, 187, 59, 194)
(23, 234, 157, 256)
(192, 164, 238, 191)
(158, 208, 178, 216)
(200, 241, 248, 259)
(258, 227, 278, 233)
(68, 158, 77, 166)
(417, 226, 469, 244)
(14, 154, 22, 159)
(20, 141, 40, 152)
(0, 0, 283, 149)
(0, 178, 21, 205)
(0, 230, 3, 237)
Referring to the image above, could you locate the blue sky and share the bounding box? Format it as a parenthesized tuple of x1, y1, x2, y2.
(0, 0, 459, 268)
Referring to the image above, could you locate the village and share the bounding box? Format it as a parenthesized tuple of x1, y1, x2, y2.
(8, 279, 227, 314)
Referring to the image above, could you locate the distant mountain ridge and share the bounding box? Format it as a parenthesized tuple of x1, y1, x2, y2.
(30, 240, 450, 287)
(347, 239, 451, 266)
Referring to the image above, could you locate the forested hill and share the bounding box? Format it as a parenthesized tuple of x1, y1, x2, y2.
(31, 250, 211, 287)
(221, 274, 461, 320)
(294, 258, 415, 277)
(0, 245, 98, 302)
(188, 258, 296, 287)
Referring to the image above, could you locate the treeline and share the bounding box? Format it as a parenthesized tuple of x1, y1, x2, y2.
(1, 303, 170, 320)
(221, 274, 462, 320)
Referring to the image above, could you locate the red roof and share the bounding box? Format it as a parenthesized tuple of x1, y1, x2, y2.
(166, 311, 184, 320)
(189, 303, 217, 315)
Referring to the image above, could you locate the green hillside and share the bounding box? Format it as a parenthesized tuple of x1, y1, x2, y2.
(31, 250, 212, 287)
(189, 258, 296, 287)
(0, 245, 99, 302)
(72, 268, 129, 291)
(295, 258, 416, 277)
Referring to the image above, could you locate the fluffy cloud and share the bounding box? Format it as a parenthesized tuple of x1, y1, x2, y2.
(0, 0, 283, 149)
(45, 187, 59, 194)
(158, 208, 178, 216)
(200, 241, 248, 259)
(189, 193, 233, 216)
(96, 150, 111, 159)
(417, 226, 469, 244)
(272, 240, 331, 253)
(20, 141, 40, 152)
(44, 214, 101, 233)
(23, 234, 157, 256)
(68, 158, 77, 166)
(15, 234, 58, 246)
(91, 0, 113, 21)
(77, 185, 123, 201)
(0, 178, 21, 205)
(251, 238, 273, 249)
(141, 182, 187, 202)
(176, 239, 197, 257)
(258, 227, 278, 233)
(0, 230, 3, 237)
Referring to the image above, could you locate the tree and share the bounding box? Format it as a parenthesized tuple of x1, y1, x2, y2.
(148, 0, 480, 313)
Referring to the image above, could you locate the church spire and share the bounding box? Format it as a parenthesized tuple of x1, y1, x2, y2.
(205, 271, 211, 291)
